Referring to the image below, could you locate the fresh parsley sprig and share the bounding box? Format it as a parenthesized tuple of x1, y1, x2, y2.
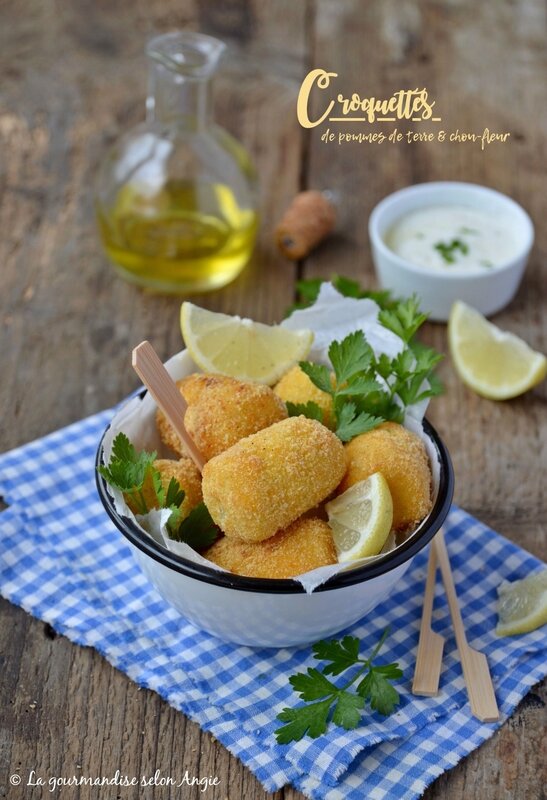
(292, 332, 384, 441)
(290, 295, 443, 441)
(98, 432, 219, 550)
(98, 432, 158, 515)
(275, 628, 403, 744)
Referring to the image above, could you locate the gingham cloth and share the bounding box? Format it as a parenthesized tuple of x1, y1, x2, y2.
(0, 409, 545, 800)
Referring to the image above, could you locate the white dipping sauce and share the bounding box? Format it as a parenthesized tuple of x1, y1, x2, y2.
(385, 205, 519, 270)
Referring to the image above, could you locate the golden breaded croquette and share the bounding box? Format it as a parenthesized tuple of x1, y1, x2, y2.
(274, 365, 334, 428)
(156, 373, 287, 461)
(202, 416, 346, 542)
(124, 458, 202, 519)
(203, 517, 337, 578)
(339, 421, 432, 531)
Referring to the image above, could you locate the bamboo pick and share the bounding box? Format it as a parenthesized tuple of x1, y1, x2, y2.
(132, 341, 205, 473)
(412, 541, 445, 696)
(433, 529, 499, 722)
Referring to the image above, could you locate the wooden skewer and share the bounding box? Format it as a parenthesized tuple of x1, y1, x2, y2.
(433, 529, 500, 723)
(132, 341, 205, 473)
(412, 540, 445, 696)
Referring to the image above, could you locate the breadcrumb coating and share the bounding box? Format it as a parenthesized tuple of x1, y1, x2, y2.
(202, 416, 347, 542)
(339, 421, 432, 531)
(124, 458, 202, 520)
(274, 365, 334, 428)
(156, 373, 287, 461)
(203, 517, 337, 578)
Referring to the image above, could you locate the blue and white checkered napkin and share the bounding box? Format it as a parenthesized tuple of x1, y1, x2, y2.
(1, 409, 546, 800)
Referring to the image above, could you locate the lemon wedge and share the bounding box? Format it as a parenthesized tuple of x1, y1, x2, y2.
(448, 301, 547, 400)
(180, 302, 314, 384)
(496, 570, 547, 636)
(325, 473, 393, 562)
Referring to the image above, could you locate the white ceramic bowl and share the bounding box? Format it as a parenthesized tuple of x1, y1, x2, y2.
(96, 412, 454, 648)
(369, 182, 534, 322)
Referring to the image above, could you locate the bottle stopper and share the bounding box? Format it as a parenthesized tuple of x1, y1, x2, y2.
(275, 190, 336, 260)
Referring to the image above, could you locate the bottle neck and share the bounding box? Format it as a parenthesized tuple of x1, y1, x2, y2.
(147, 63, 211, 131)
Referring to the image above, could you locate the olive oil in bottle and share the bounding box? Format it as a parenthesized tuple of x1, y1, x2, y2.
(98, 179, 258, 292)
(95, 32, 258, 293)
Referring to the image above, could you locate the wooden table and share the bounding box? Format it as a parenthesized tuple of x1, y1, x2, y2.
(1, 2, 545, 798)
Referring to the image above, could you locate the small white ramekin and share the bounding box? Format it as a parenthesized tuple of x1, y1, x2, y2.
(369, 182, 534, 322)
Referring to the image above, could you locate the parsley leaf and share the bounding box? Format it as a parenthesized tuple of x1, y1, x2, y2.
(313, 635, 361, 675)
(411, 340, 443, 370)
(111, 431, 139, 464)
(98, 432, 156, 494)
(290, 668, 338, 700)
(286, 400, 325, 423)
(425, 372, 444, 397)
(375, 353, 393, 380)
(329, 331, 374, 383)
(299, 362, 334, 395)
(378, 295, 427, 343)
(151, 469, 165, 506)
(357, 670, 401, 715)
(332, 275, 369, 298)
(389, 340, 444, 408)
(332, 691, 366, 729)
(335, 403, 383, 442)
(335, 376, 384, 397)
(169, 502, 220, 550)
(275, 699, 332, 743)
(165, 476, 186, 508)
(98, 433, 158, 514)
(275, 628, 403, 743)
(297, 277, 325, 303)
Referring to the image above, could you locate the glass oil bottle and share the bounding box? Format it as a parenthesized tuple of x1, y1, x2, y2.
(95, 32, 258, 293)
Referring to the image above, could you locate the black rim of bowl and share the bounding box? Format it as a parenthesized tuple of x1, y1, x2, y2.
(95, 410, 454, 595)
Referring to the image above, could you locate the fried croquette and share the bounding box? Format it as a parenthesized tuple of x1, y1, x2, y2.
(156, 373, 287, 461)
(274, 365, 334, 428)
(338, 421, 432, 531)
(202, 416, 346, 542)
(124, 457, 202, 519)
(202, 517, 337, 578)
